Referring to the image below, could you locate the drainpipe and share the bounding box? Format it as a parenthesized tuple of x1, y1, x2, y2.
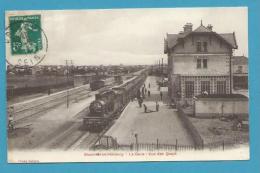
(229, 50, 233, 94)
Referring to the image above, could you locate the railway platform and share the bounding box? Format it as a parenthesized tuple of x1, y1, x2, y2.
(105, 76, 194, 146)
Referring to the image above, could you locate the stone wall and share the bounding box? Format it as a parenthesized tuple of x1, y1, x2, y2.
(195, 98, 248, 118)
(177, 104, 204, 148)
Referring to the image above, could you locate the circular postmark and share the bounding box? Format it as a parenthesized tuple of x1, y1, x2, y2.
(5, 15, 48, 68)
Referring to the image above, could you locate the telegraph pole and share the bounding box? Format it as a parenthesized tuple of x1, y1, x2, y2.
(158, 59, 160, 76)
(162, 58, 164, 75)
(161, 58, 164, 83)
(65, 59, 73, 108)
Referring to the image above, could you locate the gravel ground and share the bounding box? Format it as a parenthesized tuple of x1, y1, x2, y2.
(8, 93, 95, 150)
(105, 76, 194, 146)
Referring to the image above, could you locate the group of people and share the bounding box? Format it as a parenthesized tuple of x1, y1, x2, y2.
(136, 82, 161, 113)
(141, 83, 151, 99)
(143, 101, 160, 113)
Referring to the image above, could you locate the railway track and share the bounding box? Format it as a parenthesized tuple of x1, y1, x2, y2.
(9, 79, 138, 150)
(34, 120, 100, 151)
(34, 111, 118, 151)
(10, 89, 92, 124)
(65, 100, 131, 151)
(9, 82, 117, 124)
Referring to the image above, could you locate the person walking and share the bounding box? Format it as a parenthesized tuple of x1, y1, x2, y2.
(149, 83, 150, 88)
(138, 97, 143, 108)
(142, 87, 145, 95)
(156, 101, 159, 112)
(160, 91, 163, 101)
(148, 90, 150, 97)
(143, 104, 147, 113)
(137, 89, 141, 99)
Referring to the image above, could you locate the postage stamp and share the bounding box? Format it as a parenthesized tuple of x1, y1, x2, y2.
(5, 14, 48, 67)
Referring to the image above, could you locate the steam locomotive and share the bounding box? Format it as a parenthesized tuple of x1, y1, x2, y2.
(83, 71, 147, 131)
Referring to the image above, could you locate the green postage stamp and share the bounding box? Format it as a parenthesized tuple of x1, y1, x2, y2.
(6, 14, 47, 67)
(9, 15, 42, 55)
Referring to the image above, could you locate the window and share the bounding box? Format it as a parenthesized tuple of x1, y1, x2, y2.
(196, 42, 202, 52)
(201, 81, 210, 94)
(203, 42, 208, 52)
(217, 81, 226, 94)
(237, 66, 243, 73)
(196, 42, 208, 52)
(197, 59, 201, 68)
(203, 59, 207, 68)
(197, 58, 207, 69)
(185, 81, 194, 98)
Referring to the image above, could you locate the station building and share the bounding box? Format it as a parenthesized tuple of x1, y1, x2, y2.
(164, 22, 238, 103)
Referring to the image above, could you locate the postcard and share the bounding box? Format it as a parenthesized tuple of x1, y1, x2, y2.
(5, 7, 249, 163)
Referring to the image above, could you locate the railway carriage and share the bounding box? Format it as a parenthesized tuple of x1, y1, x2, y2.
(83, 70, 147, 131)
(90, 80, 105, 91)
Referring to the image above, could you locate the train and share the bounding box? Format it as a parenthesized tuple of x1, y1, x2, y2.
(83, 70, 147, 131)
(89, 77, 115, 91)
(90, 80, 106, 91)
(89, 69, 146, 91)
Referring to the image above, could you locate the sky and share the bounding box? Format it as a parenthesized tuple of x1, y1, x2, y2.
(6, 7, 248, 65)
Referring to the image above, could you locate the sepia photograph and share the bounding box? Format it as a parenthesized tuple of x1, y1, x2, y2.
(5, 7, 249, 163)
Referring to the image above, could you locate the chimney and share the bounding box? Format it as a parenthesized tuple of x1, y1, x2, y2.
(183, 23, 193, 33)
(207, 24, 213, 31)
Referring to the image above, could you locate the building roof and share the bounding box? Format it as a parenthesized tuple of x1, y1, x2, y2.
(232, 56, 248, 65)
(165, 24, 238, 53)
(193, 25, 212, 33)
(219, 33, 237, 49)
(165, 34, 178, 49)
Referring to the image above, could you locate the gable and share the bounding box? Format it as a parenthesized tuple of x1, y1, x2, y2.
(164, 25, 238, 54)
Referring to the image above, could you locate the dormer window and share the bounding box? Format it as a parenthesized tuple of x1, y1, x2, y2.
(197, 41, 208, 52)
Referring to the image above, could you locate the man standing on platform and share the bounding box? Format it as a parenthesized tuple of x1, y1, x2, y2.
(156, 101, 159, 112)
(143, 104, 147, 113)
(138, 97, 143, 108)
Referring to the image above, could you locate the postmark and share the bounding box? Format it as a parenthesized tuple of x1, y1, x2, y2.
(5, 15, 48, 68)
